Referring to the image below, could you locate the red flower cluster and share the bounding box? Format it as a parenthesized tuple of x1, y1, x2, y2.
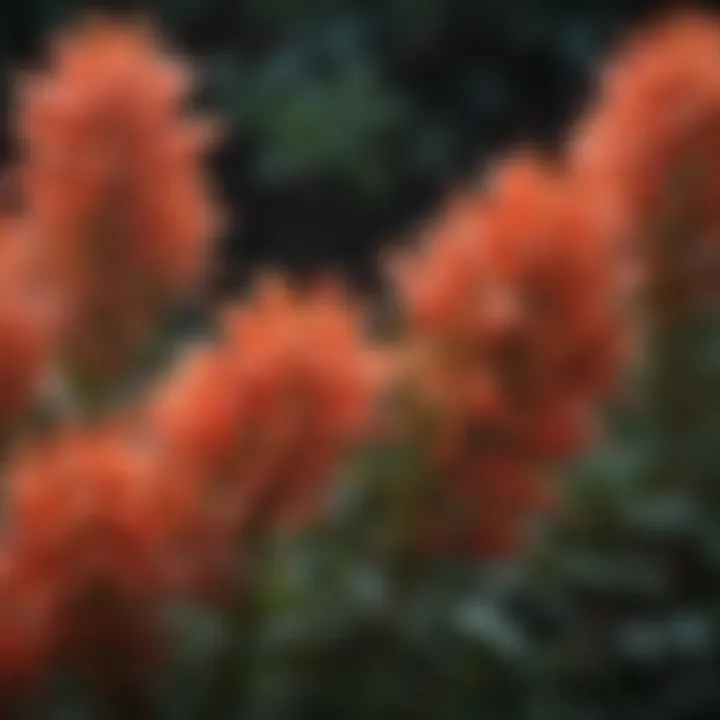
(391, 156, 629, 554)
(4, 6, 720, 699)
(571, 13, 720, 309)
(150, 276, 382, 542)
(19, 18, 222, 375)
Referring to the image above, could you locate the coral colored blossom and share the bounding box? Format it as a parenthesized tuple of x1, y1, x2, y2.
(390, 156, 629, 554)
(19, 17, 222, 374)
(394, 156, 627, 460)
(150, 346, 247, 478)
(0, 218, 63, 425)
(0, 552, 55, 706)
(149, 276, 382, 541)
(425, 456, 557, 558)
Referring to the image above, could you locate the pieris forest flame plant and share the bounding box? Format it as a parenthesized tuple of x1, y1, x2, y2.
(0, 11, 719, 720)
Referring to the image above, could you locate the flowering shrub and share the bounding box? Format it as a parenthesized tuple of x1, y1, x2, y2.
(0, 10, 718, 720)
(388, 155, 629, 554)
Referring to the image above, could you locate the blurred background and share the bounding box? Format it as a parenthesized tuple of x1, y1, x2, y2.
(1, 0, 713, 295)
(3, 3, 720, 718)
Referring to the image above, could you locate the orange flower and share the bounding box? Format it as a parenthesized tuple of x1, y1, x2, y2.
(431, 456, 556, 558)
(150, 346, 246, 479)
(571, 12, 720, 302)
(19, 17, 222, 375)
(149, 275, 382, 540)
(0, 551, 55, 707)
(390, 155, 628, 555)
(3, 426, 191, 670)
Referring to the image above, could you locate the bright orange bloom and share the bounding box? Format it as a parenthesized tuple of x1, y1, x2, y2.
(19, 17, 222, 375)
(571, 12, 720, 301)
(390, 155, 629, 555)
(150, 275, 382, 541)
(0, 218, 63, 425)
(142, 347, 247, 598)
(394, 155, 627, 459)
(150, 346, 246, 480)
(4, 427, 186, 669)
